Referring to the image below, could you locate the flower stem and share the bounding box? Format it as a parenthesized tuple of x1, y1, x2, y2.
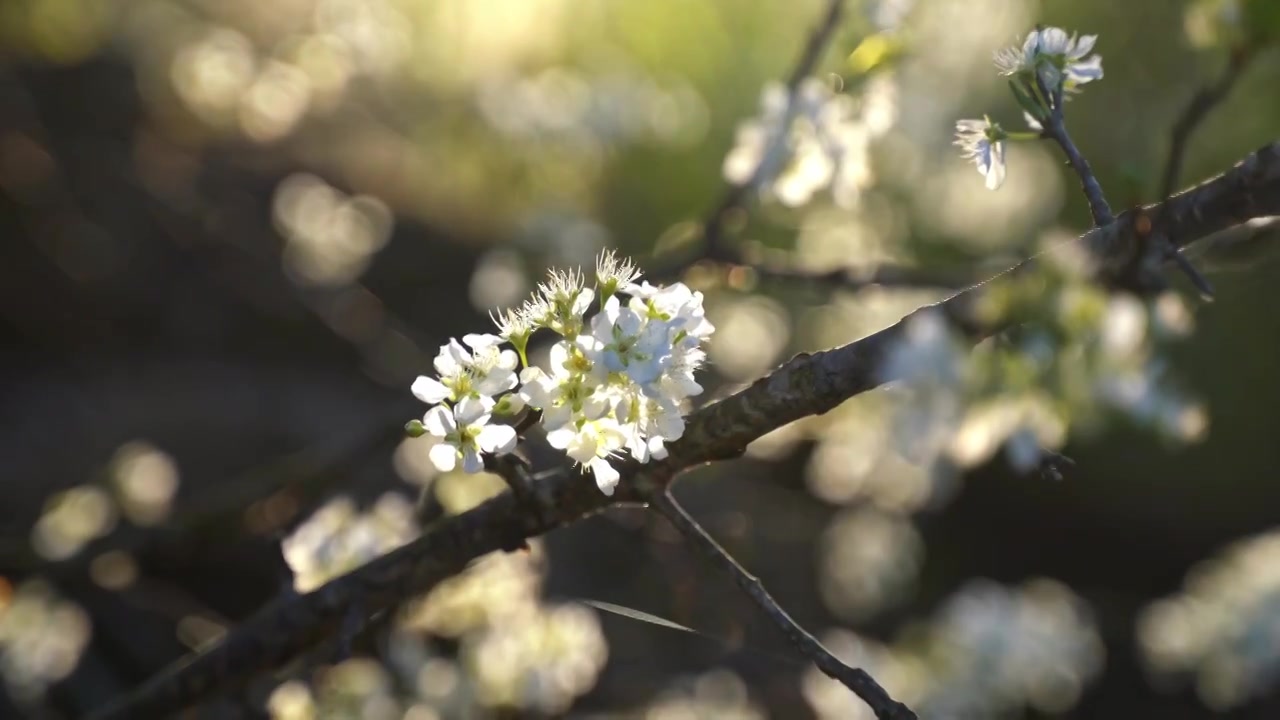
(1035, 75, 1113, 227)
(1044, 114, 1113, 226)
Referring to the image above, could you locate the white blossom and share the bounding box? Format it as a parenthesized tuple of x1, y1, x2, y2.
(423, 396, 517, 473)
(546, 417, 627, 495)
(595, 249, 641, 302)
(412, 334, 519, 404)
(626, 281, 715, 343)
(721, 76, 890, 209)
(590, 296, 672, 386)
(954, 118, 1007, 190)
(536, 268, 595, 337)
(519, 341, 609, 429)
(994, 27, 1103, 92)
(491, 306, 534, 346)
(656, 346, 708, 400)
(616, 390, 685, 463)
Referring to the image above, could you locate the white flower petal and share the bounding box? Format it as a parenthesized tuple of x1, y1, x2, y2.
(1067, 56, 1103, 82)
(546, 426, 576, 450)
(454, 395, 493, 425)
(495, 349, 519, 372)
(590, 458, 620, 496)
(628, 435, 650, 463)
(580, 395, 609, 421)
(1071, 34, 1097, 58)
(984, 140, 1007, 190)
(434, 339, 471, 376)
(461, 448, 485, 474)
(655, 411, 684, 439)
(572, 288, 595, 316)
(412, 377, 452, 404)
(566, 431, 598, 464)
(648, 436, 669, 460)
(627, 359, 664, 386)
(428, 443, 458, 472)
(423, 405, 455, 437)
(463, 333, 502, 350)
(478, 424, 517, 455)
(543, 403, 574, 429)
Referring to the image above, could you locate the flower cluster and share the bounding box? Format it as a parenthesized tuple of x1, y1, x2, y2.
(1138, 528, 1280, 709)
(722, 75, 897, 208)
(409, 251, 713, 495)
(956, 26, 1104, 190)
(802, 579, 1102, 719)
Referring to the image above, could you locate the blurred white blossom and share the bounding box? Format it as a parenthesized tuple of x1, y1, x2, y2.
(879, 272, 1204, 480)
(466, 603, 608, 714)
(281, 493, 420, 592)
(646, 669, 767, 720)
(30, 484, 117, 562)
(406, 543, 546, 637)
(867, 0, 917, 32)
(921, 579, 1104, 716)
(805, 579, 1102, 719)
(273, 174, 393, 288)
(723, 75, 896, 209)
(1139, 529, 1280, 709)
(0, 582, 92, 700)
(818, 508, 924, 621)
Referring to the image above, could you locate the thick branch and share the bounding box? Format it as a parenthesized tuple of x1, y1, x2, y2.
(88, 140, 1280, 720)
(652, 491, 916, 719)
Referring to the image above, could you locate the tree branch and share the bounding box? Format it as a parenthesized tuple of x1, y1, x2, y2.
(1160, 46, 1254, 202)
(1155, 46, 1255, 299)
(651, 490, 916, 719)
(87, 140, 1280, 720)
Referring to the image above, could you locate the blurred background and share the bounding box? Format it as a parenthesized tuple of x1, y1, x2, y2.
(1, 0, 1280, 717)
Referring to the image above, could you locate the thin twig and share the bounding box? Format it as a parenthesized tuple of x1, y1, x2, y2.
(651, 491, 916, 719)
(87, 140, 1280, 720)
(1039, 78, 1114, 227)
(1037, 77, 1217, 296)
(1160, 46, 1254, 202)
(1051, 125, 1113, 224)
(1151, 46, 1255, 299)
